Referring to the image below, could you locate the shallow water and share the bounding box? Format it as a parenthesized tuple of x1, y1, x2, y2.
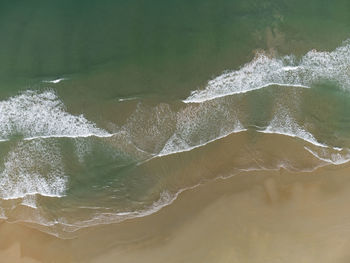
(1, 0, 350, 238)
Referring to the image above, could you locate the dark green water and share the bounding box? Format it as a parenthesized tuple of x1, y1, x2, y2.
(1, 0, 350, 99)
(1, 0, 350, 237)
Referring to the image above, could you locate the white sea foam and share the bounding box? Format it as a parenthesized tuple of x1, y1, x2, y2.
(22, 195, 38, 209)
(305, 146, 350, 165)
(57, 183, 202, 234)
(159, 101, 246, 156)
(42, 78, 66, 84)
(118, 97, 139, 102)
(184, 40, 350, 103)
(0, 207, 6, 219)
(159, 122, 246, 157)
(122, 103, 176, 154)
(0, 140, 67, 201)
(0, 90, 109, 141)
(260, 109, 326, 148)
(42, 190, 183, 234)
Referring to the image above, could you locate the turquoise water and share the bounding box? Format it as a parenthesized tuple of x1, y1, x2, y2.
(1, 0, 350, 236)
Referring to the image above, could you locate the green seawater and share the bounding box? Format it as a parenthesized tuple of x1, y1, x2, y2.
(1, 0, 350, 236)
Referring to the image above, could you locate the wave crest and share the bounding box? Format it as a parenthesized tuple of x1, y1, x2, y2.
(0, 90, 109, 141)
(184, 40, 350, 103)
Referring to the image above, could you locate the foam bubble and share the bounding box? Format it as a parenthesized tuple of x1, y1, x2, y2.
(57, 184, 201, 234)
(47, 190, 182, 234)
(260, 109, 326, 148)
(118, 97, 139, 102)
(305, 146, 350, 165)
(21, 195, 38, 209)
(159, 101, 246, 156)
(184, 40, 350, 103)
(0, 207, 6, 219)
(74, 138, 94, 164)
(0, 139, 67, 200)
(122, 103, 176, 154)
(159, 121, 245, 157)
(0, 90, 109, 141)
(42, 78, 66, 84)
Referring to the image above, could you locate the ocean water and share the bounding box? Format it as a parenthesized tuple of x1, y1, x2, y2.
(1, 0, 350, 237)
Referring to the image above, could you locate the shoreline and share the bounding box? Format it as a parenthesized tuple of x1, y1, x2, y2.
(2, 162, 350, 262)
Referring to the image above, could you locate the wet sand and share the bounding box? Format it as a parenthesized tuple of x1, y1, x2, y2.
(1, 160, 350, 263)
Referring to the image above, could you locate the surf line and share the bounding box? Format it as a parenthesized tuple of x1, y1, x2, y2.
(183, 83, 310, 104)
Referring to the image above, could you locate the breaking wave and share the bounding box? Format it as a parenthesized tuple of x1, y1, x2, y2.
(260, 109, 327, 148)
(0, 90, 109, 141)
(0, 139, 66, 200)
(184, 40, 350, 103)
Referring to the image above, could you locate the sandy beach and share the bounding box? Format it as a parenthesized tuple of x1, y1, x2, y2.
(1, 160, 350, 263)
